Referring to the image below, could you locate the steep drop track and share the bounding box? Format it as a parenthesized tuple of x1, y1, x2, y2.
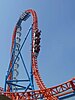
(0, 9, 75, 100)
(10, 9, 57, 100)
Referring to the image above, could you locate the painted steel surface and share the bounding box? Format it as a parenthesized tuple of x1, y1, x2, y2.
(0, 9, 75, 100)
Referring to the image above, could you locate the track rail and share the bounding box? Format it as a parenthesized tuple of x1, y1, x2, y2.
(26, 9, 46, 90)
(0, 9, 75, 100)
(6, 9, 57, 99)
(0, 77, 75, 99)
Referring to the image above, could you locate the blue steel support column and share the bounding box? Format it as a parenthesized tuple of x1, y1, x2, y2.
(4, 11, 35, 92)
(30, 25, 34, 90)
(59, 92, 75, 100)
(5, 26, 34, 92)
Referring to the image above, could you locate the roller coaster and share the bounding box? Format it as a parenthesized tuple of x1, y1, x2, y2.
(0, 9, 75, 100)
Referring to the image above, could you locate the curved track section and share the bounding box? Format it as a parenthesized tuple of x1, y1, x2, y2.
(1, 77, 74, 99)
(8, 9, 57, 99)
(0, 9, 74, 100)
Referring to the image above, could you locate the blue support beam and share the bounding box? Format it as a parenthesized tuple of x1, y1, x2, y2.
(7, 79, 30, 83)
(4, 10, 34, 93)
(59, 92, 75, 100)
(6, 26, 32, 80)
(4, 25, 35, 92)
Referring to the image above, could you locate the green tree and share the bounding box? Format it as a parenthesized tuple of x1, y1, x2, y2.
(0, 95, 11, 100)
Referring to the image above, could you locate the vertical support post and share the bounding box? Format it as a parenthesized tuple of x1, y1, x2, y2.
(4, 76, 7, 92)
(30, 26, 34, 90)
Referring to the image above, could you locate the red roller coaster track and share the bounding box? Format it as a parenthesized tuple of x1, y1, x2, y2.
(0, 9, 75, 100)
